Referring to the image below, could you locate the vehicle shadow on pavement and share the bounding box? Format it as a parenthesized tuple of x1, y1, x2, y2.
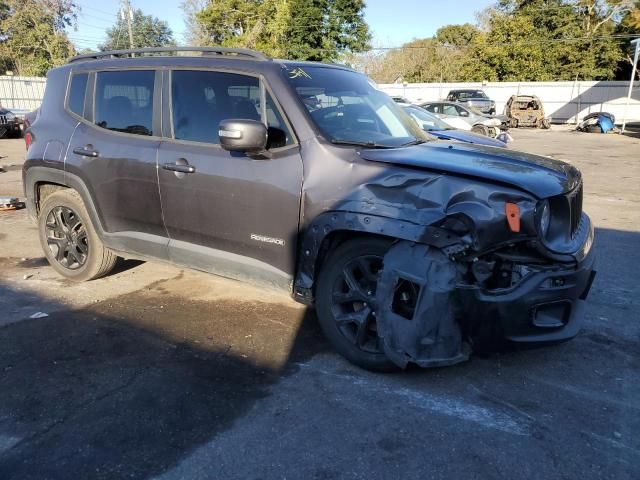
(0, 281, 328, 480)
(0, 227, 638, 479)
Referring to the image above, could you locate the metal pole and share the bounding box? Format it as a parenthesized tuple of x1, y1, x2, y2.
(576, 79, 581, 123)
(621, 38, 640, 134)
(121, 0, 135, 56)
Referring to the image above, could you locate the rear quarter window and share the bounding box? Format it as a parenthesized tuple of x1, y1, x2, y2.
(68, 73, 88, 117)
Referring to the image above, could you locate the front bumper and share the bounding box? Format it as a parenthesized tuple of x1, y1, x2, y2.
(0, 120, 22, 137)
(458, 240, 596, 344)
(469, 103, 494, 113)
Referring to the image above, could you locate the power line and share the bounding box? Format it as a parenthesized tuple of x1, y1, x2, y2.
(76, 2, 119, 18)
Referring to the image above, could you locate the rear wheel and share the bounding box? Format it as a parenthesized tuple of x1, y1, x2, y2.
(316, 238, 397, 372)
(541, 118, 551, 129)
(471, 124, 490, 136)
(509, 118, 519, 129)
(38, 189, 118, 281)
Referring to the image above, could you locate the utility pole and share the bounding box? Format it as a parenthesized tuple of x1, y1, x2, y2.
(120, 0, 135, 55)
(621, 38, 639, 134)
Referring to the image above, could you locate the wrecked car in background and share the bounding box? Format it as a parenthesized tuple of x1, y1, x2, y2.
(24, 47, 596, 372)
(577, 112, 616, 134)
(504, 95, 551, 129)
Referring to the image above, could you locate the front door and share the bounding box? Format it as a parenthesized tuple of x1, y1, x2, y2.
(157, 69, 303, 289)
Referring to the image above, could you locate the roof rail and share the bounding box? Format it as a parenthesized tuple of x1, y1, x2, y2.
(68, 47, 270, 64)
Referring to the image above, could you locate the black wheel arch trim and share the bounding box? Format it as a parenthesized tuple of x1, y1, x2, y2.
(292, 210, 466, 304)
(24, 166, 170, 260)
(25, 166, 106, 235)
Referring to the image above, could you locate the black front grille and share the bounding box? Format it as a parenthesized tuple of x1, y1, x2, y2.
(568, 182, 583, 238)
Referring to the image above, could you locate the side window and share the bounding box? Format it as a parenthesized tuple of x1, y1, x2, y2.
(442, 104, 458, 116)
(68, 73, 88, 117)
(172, 70, 259, 144)
(425, 104, 437, 113)
(171, 70, 294, 147)
(94, 70, 154, 136)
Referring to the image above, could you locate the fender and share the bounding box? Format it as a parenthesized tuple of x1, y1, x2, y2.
(23, 166, 169, 260)
(292, 210, 467, 304)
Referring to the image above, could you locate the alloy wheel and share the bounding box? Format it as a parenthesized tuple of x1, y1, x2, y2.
(331, 255, 384, 354)
(45, 206, 89, 270)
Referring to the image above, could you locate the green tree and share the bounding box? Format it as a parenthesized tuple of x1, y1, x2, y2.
(100, 8, 175, 51)
(194, 0, 370, 61)
(435, 23, 480, 47)
(371, 39, 467, 83)
(614, 1, 640, 79)
(181, 0, 208, 46)
(464, 0, 629, 81)
(285, 0, 370, 61)
(0, 0, 77, 76)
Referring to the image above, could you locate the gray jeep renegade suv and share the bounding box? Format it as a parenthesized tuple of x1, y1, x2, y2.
(23, 47, 595, 372)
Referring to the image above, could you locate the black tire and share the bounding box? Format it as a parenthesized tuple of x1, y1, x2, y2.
(38, 189, 118, 281)
(315, 237, 398, 372)
(509, 118, 519, 129)
(471, 124, 490, 136)
(541, 118, 551, 129)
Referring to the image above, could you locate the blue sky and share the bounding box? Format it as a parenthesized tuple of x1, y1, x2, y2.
(70, 0, 495, 51)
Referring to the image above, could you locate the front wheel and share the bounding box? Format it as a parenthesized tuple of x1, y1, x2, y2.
(471, 124, 490, 136)
(315, 237, 397, 372)
(38, 189, 118, 281)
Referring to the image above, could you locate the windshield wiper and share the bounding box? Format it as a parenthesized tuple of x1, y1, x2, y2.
(330, 139, 393, 148)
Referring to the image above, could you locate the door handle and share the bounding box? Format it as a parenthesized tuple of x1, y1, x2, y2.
(162, 163, 196, 174)
(73, 146, 99, 157)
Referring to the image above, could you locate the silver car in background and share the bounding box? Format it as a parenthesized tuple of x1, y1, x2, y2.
(419, 101, 503, 137)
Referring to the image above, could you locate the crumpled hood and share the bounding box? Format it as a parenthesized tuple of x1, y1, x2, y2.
(359, 142, 581, 198)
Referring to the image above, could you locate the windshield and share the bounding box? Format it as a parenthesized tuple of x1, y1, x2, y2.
(403, 106, 452, 131)
(457, 90, 487, 99)
(285, 66, 428, 147)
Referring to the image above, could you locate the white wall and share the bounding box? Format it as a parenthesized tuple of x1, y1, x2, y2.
(1, 74, 638, 124)
(379, 80, 640, 124)
(0, 76, 47, 111)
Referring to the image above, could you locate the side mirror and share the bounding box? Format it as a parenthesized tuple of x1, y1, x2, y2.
(459, 110, 469, 117)
(219, 119, 267, 154)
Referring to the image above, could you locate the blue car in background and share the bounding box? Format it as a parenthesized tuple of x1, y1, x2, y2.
(402, 104, 508, 148)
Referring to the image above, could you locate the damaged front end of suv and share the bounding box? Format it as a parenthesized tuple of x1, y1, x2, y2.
(284, 64, 596, 371)
(284, 70, 595, 370)
(293, 139, 595, 371)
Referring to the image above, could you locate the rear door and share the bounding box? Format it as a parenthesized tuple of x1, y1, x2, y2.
(65, 69, 167, 258)
(157, 69, 303, 289)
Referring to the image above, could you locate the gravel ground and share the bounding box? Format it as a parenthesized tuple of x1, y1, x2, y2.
(0, 128, 638, 480)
